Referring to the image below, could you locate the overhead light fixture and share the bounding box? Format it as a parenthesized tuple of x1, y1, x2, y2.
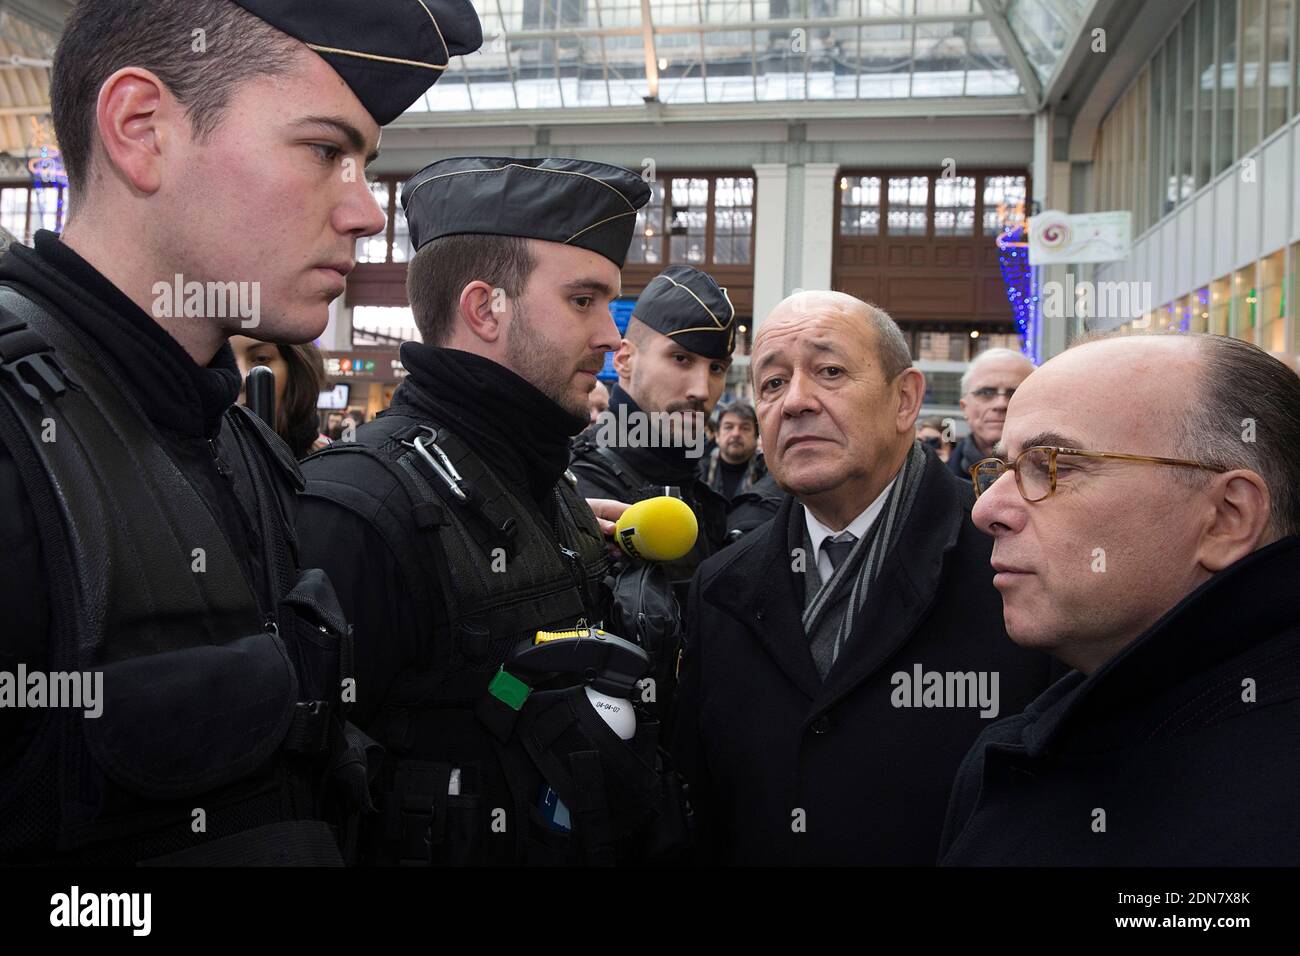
(658, 57, 669, 71)
(970, 330, 980, 339)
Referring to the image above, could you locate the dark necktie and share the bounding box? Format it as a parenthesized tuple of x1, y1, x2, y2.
(811, 532, 858, 678)
(822, 533, 857, 575)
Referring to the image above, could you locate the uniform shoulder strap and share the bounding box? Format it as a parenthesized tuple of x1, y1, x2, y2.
(300, 422, 457, 629)
(0, 284, 262, 663)
(571, 438, 651, 500)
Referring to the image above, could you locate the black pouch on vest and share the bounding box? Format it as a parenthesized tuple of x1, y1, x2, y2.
(278, 567, 352, 722)
(81, 630, 299, 803)
(382, 759, 489, 867)
(608, 563, 683, 691)
(276, 567, 378, 865)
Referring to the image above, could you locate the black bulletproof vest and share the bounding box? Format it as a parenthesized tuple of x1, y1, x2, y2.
(0, 288, 355, 865)
(301, 411, 682, 865)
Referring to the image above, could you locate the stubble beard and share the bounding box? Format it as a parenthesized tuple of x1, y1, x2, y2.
(504, 297, 589, 420)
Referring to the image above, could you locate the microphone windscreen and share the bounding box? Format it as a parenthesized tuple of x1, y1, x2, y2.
(614, 495, 698, 562)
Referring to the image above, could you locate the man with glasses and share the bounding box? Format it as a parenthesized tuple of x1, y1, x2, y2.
(941, 333, 1300, 866)
(946, 347, 1035, 480)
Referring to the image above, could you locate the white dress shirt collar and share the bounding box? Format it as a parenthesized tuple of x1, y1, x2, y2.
(804, 476, 897, 576)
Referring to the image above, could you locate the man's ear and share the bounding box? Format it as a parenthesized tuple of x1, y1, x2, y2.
(612, 338, 635, 379)
(457, 280, 504, 344)
(1197, 469, 1273, 572)
(96, 68, 172, 195)
(895, 367, 926, 435)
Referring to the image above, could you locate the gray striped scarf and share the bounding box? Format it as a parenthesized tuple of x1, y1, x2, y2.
(801, 441, 928, 678)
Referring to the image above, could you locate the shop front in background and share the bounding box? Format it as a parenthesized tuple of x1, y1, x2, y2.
(318, 346, 407, 431)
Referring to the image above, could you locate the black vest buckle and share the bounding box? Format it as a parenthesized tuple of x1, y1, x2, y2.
(283, 700, 332, 754)
(0, 318, 72, 403)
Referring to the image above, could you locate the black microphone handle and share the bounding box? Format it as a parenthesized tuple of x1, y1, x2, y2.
(247, 365, 276, 428)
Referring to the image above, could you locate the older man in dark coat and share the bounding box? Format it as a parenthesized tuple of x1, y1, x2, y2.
(671, 291, 1056, 865)
(940, 334, 1300, 866)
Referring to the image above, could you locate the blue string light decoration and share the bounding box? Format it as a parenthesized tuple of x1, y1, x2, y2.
(27, 119, 69, 233)
(996, 224, 1039, 364)
(1186, 289, 1207, 333)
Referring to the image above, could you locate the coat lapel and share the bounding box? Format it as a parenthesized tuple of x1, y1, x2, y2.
(813, 455, 966, 713)
(702, 495, 823, 700)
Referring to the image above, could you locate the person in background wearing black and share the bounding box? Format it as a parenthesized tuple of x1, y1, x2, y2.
(0, 0, 481, 865)
(917, 415, 954, 466)
(700, 400, 765, 501)
(701, 399, 785, 541)
(231, 335, 331, 458)
(587, 378, 610, 425)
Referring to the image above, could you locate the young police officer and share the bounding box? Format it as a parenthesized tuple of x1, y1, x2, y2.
(569, 266, 737, 717)
(571, 266, 736, 587)
(297, 157, 688, 866)
(0, 0, 480, 865)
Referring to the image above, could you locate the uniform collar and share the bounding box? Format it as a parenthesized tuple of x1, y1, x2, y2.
(391, 343, 584, 507)
(0, 232, 240, 439)
(604, 383, 704, 482)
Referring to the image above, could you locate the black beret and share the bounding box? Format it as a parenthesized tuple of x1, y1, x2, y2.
(229, 0, 483, 125)
(401, 157, 652, 267)
(632, 266, 736, 359)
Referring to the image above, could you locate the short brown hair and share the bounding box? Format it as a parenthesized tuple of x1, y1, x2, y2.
(406, 234, 537, 346)
(51, 0, 301, 202)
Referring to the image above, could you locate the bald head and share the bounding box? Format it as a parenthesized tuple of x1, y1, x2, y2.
(972, 331, 1300, 673)
(751, 290, 924, 529)
(756, 291, 912, 383)
(1036, 335, 1299, 537)
(1008, 335, 1202, 460)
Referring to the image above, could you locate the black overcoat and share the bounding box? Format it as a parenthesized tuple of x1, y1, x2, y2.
(672, 450, 1058, 864)
(940, 535, 1300, 867)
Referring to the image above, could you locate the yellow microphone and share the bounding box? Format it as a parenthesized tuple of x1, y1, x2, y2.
(614, 495, 698, 562)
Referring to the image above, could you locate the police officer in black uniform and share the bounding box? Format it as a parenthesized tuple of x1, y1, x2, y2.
(569, 267, 736, 710)
(296, 157, 687, 866)
(0, 0, 481, 865)
(571, 267, 736, 582)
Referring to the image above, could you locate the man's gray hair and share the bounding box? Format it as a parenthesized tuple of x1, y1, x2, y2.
(863, 302, 913, 380)
(961, 347, 1035, 395)
(1177, 335, 1300, 539)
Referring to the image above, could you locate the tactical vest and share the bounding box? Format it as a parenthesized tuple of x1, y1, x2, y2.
(569, 434, 727, 588)
(301, 411, 686, 865)
(0, 286, 364, 865)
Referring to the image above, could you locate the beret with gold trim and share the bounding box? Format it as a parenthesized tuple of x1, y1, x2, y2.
(401, 156, 652, 267)
(633, 265, 736, 359)
(229, 0, 483, 125)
